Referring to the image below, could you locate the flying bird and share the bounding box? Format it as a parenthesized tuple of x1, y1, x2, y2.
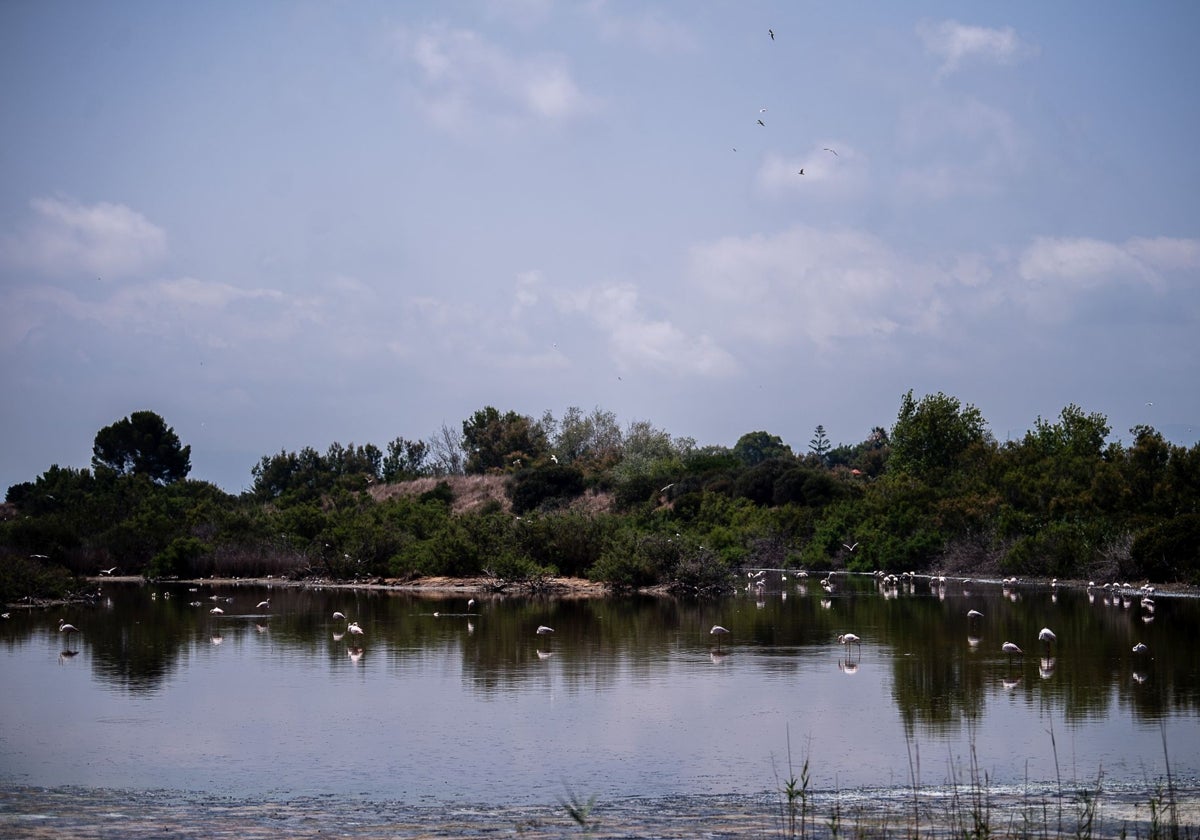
(100, 566, 118, 576)
(842, 542, 858, 552)
(798, 169, 804, 175)
(769, 28, 775, 40)
(824, 148, 838, 156)
(757, 119, 765, 127)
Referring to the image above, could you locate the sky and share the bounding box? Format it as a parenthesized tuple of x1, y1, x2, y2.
(2, 1, 1198, 494)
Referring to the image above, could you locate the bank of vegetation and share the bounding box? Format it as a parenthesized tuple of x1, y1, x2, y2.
(3, 393, 1199, 605)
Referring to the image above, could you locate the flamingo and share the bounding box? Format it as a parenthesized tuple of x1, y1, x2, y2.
(838, 633, 861, 654)
(1002, 641, 1023, 664)
(536, 625, 554, 635)
(58, 620, 79, 640)
(710, 625, 729, 650)
(1132, 642, 1148, 654)
(256, 599, 270, 610)
(967, 609, 983, 621)
(210, 607, 223, 614)
(347, 622, 364, 636)
(467, 598, 476, 612)
(1038, 627, 1056, 654)
(333, 611, 346, 620)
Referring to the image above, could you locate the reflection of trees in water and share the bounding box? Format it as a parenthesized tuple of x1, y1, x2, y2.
(19, 580, 1200, 720)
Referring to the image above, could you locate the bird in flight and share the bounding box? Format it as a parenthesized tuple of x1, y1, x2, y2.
(843, 542, 858, 552)
(757, 119, 765, 127)
(798, 169, 804, 175)
(824, 148, 839, 156)
(769, 29, 775, 40)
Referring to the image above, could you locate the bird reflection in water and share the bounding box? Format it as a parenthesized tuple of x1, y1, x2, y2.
(1039, 657, 1056, 679)
(839, 659, 859, 674)
(1002, 677, 1021, 690)
(58, 649, 79, 664)
(536, 649, 553, 660)
(348, 647, 364, 663)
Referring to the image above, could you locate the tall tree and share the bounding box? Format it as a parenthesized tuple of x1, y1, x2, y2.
(461, 406, 547, 474)
(733, 430, 793, 466)
(890, 390, 989, 478)
(809, 425, 831, 462)
(92, 410, 191, 484)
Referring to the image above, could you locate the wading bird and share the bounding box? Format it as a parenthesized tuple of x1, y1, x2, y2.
(536, 625, 554, 635)
(333, 611, 346, 620)
(1002, 641, 1023, 663)
(58, 620, 79, 640)
(209, 607, 223, 615)
(256, 599, 270, 610)
(1038, 627, 1056, 655)
(838, 633, 861, 653)
(710, 625, 729, 650)
(347, 622, 364, 636)
(1132, 642, 1149, 654)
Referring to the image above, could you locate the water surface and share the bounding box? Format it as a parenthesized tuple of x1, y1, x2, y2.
(2, 574, 1197, 807)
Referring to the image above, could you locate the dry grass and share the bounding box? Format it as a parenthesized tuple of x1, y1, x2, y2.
(368, 475, 615, 517)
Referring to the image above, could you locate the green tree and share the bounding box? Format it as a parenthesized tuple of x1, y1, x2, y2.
(92, 411, 191, 484)
(382, 437, 430, 481)
(462, 407, 547, 474)
(809, 425, 831, 462)
(733, 431, 793, 466)
(890, 390, 989, 478)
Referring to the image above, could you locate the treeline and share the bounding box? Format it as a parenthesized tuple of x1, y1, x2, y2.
(2, 394, 1199, 604)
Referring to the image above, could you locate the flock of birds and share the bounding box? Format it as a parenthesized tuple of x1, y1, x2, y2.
(42, 565, 1160, 677)
(728, 28, 838, 177)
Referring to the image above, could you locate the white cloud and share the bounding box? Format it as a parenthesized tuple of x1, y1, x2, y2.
(1012, 235, 1200, 321)
(558, 281, 737, 377)
(918, 20, 1028, 77)
(397, 24, 594, 134)
(1, 196, 167, 278)
(1017, 236, 1200, 286)
(687, 225, 953, 350)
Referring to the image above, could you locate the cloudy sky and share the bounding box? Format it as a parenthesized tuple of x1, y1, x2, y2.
(2, 1, 1198, 493)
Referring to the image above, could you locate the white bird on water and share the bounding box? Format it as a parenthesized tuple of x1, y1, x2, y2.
(1038, 627, 1056, 654)
(256, 599, 270, 610)
(59, 620, 80, 639)
(210, 607, 223, 615)
(1002, 641, 1023, 663)
(347, 622, 364, 636)
(710, 625, 729, 650)
(838, 633, 861, 652)
(333, 611, 346, 620)
(536, 625, 554, 635)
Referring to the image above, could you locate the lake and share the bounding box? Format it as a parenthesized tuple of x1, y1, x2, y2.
(2, 573, 1198, 817)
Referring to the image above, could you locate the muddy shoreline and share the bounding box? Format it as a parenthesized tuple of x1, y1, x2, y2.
(2, 782, 1197, 839)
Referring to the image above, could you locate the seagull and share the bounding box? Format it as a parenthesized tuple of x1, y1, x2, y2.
(757, 119, 766, 127)
(824, 148, 838, 156)
(759, 108, 768, 113)
(549, 454, 559, 464)
(798, 168, 804, 175)
(99, 566, 118, 576)
(842, 542, 858, 552)
(769, 28, 775, 40)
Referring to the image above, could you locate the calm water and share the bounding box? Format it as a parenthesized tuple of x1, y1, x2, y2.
(2, 575, 1198, 806)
